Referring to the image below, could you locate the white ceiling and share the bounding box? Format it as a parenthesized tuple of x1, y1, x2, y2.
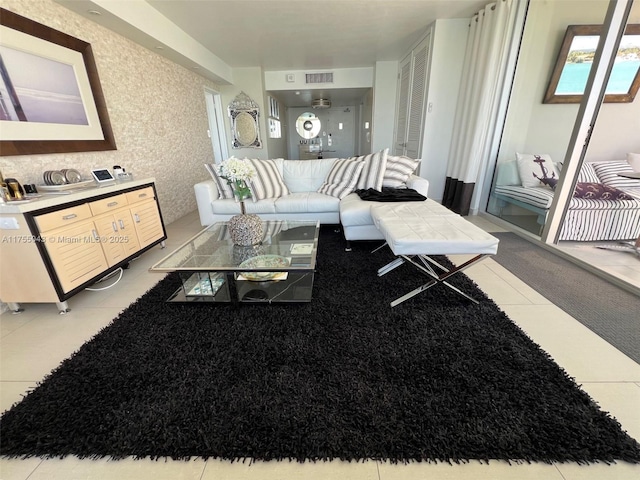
(146, 0, 485, 70)
(55, 0, 488, 106)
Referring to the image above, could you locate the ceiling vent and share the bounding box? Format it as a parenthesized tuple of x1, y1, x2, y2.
(306, 72, 334, 84)
(312, 98, 331, 109)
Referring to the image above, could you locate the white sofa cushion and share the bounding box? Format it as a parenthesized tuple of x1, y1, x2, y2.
(516, 153, 559, 189)
(204, 163, 235, 199)
(275, 192, 340, 214)
(211, 198, 277, 215)
(383, 155, 420, 187)
(354, 148, 389, 191)
(247, 158, 290, 201)
(317, 158, 365, 199)
(283, 158, 337, 192)
(339, 193, 376, 227)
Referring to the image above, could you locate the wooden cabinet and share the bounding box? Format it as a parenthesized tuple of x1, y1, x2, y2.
(0, 180, 166, 312)
(41, 218, 109, 293)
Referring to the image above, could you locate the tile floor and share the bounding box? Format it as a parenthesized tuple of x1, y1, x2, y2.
(1, 211, 639, 480)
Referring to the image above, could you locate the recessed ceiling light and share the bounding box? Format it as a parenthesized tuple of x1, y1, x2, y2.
(87, 9, 101, 15)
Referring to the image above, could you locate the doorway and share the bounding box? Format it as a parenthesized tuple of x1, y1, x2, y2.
(204, 88, 228, 163)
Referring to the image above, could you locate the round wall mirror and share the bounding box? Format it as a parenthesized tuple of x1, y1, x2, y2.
(296, 112, 321, 139)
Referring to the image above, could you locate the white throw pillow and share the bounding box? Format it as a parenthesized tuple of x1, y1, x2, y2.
(246, 158, 290, 201)
(354, 148, 389, 191)
(627, 152, 640, 172)
(516, 153, 560, 189)
(204, 163, 235, 199)
(317, 158, 365, 199)
(383, 155, 420, 188)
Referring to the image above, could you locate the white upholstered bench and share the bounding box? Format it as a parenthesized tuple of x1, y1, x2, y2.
(370, 201, 499, 307)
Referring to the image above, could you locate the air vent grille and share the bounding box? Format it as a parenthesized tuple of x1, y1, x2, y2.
(305, 72, 334, 84)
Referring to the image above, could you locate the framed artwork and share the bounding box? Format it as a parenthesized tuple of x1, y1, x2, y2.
(0, 8, 116, 156)
(544, 24, 640, 104)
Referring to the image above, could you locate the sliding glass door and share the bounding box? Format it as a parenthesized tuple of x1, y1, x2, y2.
(486, 0, 636, 244)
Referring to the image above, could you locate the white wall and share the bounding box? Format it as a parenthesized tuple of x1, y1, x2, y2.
(219, 67, 270, 160)
(421, 19, 469, 202)
(0, 0, 219, 225)
(264, 67, 373, 91)
(263, 92, 288, 160)
(359, 89, 374, 155)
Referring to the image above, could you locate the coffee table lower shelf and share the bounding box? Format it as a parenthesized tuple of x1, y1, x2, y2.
(167, 271, 314, 304)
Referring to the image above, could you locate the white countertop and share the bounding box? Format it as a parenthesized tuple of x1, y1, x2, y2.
(0, 178, 156, 214)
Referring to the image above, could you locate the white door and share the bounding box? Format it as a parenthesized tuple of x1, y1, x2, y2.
(405, 35, 430, 160)
(393, 34, 430, 160)
(204, 89, 228, 163)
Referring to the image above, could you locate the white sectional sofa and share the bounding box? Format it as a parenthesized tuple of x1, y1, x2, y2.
(194, 155, 429, 246)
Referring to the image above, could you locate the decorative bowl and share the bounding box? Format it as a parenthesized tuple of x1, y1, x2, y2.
(238, 254, 289, 281)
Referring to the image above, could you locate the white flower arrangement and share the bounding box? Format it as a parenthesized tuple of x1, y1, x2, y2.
(217, 157, 256, 204)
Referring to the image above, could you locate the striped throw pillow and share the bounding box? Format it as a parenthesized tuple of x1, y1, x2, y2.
(354, 148, 389, 191)
(593, 161, 640, 189)
(204, 163, 235, 199)
(247, 159, 290, 201)
(383, 155, 420, 188)
(317, 158, 365, 199)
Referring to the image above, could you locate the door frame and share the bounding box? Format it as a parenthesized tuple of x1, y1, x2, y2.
(204, 88, 228, 163)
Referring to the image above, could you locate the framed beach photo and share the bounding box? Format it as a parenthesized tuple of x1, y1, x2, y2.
(0, 8, 116, 156)
(544, 24, 640, 104)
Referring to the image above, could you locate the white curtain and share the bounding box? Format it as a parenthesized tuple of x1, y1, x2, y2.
(443, 0, 516, 215)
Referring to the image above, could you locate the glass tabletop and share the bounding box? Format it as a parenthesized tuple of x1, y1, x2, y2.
(150, 220, 320, 272)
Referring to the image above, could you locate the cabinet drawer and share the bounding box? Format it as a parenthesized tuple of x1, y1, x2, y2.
(126, 186, 155, 205)
(89, 194, 128, 215)
(35, 204, 92, 233)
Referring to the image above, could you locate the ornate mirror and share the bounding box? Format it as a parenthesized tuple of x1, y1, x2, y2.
(296, 112, 321, 139)
(228, 91, 262, 148)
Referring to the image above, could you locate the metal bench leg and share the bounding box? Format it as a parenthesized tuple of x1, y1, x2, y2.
(377, 257, 405, 276)
(387, 254, 491, 307)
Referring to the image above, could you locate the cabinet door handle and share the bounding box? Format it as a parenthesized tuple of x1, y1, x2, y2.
(134, 214, 140, 223)
(138, 193, 148, 198)
(112, 222, 118, 232)
(119, 219, 125, 229)
(92, 229, 100, 241)
(62, 213, 77, 220)
(107, 201, 118, 207)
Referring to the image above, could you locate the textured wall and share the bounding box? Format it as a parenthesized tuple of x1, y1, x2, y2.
(0, 0, 220, 224)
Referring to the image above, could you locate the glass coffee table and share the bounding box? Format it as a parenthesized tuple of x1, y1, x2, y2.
(150, 220, 320, 303)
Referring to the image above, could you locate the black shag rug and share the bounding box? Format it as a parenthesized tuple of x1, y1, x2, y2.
(1, 227, 639, 464)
